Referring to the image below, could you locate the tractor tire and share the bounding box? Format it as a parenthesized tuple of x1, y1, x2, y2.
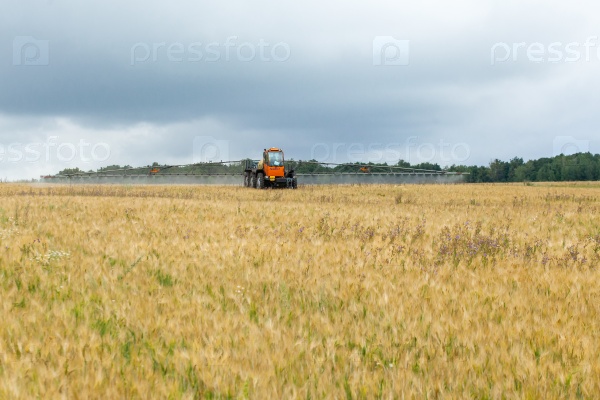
(252, 173, 257, 188)
(244, 173, 250, 187)
(292, 178, 297, 189)
(257, 173, 265, 189)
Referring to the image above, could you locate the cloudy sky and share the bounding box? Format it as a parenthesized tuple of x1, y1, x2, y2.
(1, 0, 599, 179)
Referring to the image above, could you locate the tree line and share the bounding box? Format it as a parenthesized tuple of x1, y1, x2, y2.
(447, 153, 600, 182)
(55, 152, 600, 182)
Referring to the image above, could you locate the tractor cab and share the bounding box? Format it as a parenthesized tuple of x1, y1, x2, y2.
(265, 148, 284, 166)
(263, 148, 285, 178)
(264, 147, 283, 167)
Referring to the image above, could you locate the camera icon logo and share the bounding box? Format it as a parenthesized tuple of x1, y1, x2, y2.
(13, 36, 50, 66)
(373, 36, 409, 66)
(193, 136, 230, 163)
(552, 136, 590, 156)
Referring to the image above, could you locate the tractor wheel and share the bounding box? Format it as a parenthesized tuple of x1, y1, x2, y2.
(292, 178, 297, 189)
(252, 173, 257, 188)
(244, 173, 250, 187)
(257, 173, 265, 189)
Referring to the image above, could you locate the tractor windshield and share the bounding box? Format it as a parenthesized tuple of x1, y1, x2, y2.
(268, 151, 284, 166)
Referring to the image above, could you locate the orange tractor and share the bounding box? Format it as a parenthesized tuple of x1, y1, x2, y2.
(244, 148, 297, 189)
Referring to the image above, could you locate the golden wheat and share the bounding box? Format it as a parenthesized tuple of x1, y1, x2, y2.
(0, 182, 599, 398)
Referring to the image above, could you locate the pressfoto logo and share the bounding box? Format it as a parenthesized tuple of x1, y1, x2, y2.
(192, 136, 230, 163)
(373, 36, 409, 66)
(0, 136, 110, 163)
(13, 36, 49, 66)
(130, 37, 291, 65)
(491, 37, 600, 65)
(311, 137, 471, 164)
(553, 136, 590, 156)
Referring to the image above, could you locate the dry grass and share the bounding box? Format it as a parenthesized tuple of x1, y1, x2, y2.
(1, 182, 599, 399)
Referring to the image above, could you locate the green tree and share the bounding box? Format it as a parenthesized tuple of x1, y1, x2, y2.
(489, 159, 509, 182)
(508, 157, 524, 181)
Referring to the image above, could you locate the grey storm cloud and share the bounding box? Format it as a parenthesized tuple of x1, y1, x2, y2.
(1, 0, 599, 179)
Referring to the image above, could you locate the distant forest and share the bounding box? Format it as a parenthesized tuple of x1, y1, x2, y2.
(447, 152, 600, 183)
(56, 152, 600, 183)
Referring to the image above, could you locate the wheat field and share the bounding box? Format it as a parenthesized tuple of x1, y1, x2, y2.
(0, 182, 599, 399)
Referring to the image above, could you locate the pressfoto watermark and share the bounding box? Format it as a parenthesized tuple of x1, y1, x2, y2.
(491, 37, 600, 65)
(553, 136, 590, 156)
(130, 37, 291, 65)
(311, 137, 471, 164)
(0, 137, 110, 163)
(13, 36, 49, 66)
(373, 36, 409, 66)
(192, 136, 230, 163)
